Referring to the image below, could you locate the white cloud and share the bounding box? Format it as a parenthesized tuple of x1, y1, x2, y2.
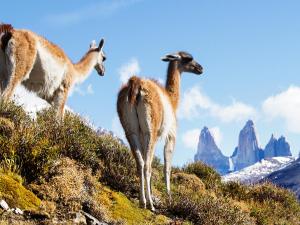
(118, 58, 140, 84)
(87, 84, 94, 94)
(44, 0, 142, 26)
(210, 126, 222, 147)
(71, 84, 94, 96)
(181, 126, 222, 150)
(178, 86, 256, 123)
(181, 129, 200, 150)
(262, 86, 300, 133)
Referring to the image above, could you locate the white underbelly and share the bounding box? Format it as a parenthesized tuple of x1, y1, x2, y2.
(25, 43, 67, 97)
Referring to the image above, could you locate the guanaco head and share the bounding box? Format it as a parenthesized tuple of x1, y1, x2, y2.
(90, 38, 106, 76)
(161, 51, 203, 75)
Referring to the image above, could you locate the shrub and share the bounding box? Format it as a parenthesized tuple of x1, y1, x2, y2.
(96, 134, 139, 196)
(248, 182, 298, 207)
(168, 191, 255, 225)
(183, 161, 221, 190)
(221, 181, 248, 200)
(0, 117, 14, 138)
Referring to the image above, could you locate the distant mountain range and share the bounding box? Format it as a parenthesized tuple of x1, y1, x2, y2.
(222, 156, 295, 184)
(194, 120, 292, 174)
(262, 158, 300, 200)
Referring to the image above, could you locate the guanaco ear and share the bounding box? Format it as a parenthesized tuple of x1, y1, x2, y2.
(90, 40, 97, 49)
(98, 38, 105, 51)
(161, 53, 181, 62)
(180, 52, 193, 61)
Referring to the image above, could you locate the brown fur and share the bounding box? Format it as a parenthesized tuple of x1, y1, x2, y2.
(165, 61, 181, 110)
(74, 49, 98, 76)
(140, 80, 164, 138)
(2, 30, 38, 99)
(0, 24, 14, 51)
(0, 27, 105, 119)
(0, 24, 13, 33)
(127, 76, 142, 105)
(117, 51, 203, 210)
(36, 35, 68, 62)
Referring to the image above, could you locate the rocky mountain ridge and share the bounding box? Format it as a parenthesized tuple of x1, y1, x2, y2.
(194, 127, 229, 175)
(194, 120, 292, 174)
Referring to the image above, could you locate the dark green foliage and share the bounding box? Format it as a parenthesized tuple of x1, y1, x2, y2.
(96, 134, 139, 195)
(221, 181, 248, 200)
(183, 161, 222, 190)
(168, 190, 255, 225)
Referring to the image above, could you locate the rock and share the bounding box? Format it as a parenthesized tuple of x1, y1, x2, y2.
(24, 210, 50, 220)
(264, 134, 277, 158)
(74, 212, 87, 224)
(0, 200, 9, 211)
(194, 127, 229, 175)
(275, 136, 292, 157)
(82, 211, 108, 225)
(13, 207, 23, 215)
(264, 134, 292, 158)
(232, 120, 262, 171)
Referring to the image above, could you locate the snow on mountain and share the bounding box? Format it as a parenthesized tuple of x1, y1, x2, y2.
(262, 157, 300, 200)
(222, 156, 295, 184)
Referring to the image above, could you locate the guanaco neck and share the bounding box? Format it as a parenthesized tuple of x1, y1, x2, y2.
(165, 61, 181, 110)
(73, 49, 98, 78)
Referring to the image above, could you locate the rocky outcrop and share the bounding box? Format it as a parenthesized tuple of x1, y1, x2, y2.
(232, 120, 263, 171)
(194, 127, 229, 175)
(264, 135, 292, 158)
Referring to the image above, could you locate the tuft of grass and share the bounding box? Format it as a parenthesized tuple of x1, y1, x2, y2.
(221, 181, 300, 224)
(183, 161, 222, 190)
(221, 181, 248, 200)
(168, 190, 255, 225)
(0, 117, 14, 138)
(96, 134, 139, 196)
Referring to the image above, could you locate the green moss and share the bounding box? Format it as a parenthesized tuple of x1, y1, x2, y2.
(0, 173, 41, 211)
(97, 187, 169, 225)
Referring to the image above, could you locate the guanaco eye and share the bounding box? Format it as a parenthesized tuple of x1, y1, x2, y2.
(182, 57, 193, 63)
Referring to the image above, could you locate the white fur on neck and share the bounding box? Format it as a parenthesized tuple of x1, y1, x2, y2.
(74, 53, 97, 84)
(156, 84, 176, 140)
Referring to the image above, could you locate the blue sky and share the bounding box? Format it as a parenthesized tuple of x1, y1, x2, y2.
(3, 0, 300, 166)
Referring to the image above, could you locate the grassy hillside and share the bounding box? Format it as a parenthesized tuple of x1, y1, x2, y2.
(0, 101, 299, 225)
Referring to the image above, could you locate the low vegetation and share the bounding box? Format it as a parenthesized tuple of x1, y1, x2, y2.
(0, 101, 299, 224)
